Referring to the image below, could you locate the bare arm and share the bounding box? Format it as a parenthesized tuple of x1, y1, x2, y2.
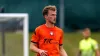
(77, 50, 81, 56)
(59, 46, 68, 56)
(95, 49, 100, 56)
(30, 42, 47, 56)
(30, 42, 40, 53)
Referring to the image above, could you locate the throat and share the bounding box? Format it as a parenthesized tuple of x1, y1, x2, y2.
(45, 23, 54, 28)
(84, 37, 89, 40)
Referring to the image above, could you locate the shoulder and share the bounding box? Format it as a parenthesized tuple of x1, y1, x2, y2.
(55, 26, 63, 33)
(90, 38, 99, 49)
(79, 39, 85, 44)
(35, 24, 44, 31)
(91, 38, 98, 44)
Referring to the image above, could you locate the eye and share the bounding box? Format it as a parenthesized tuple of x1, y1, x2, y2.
(52, 14, 56, 16)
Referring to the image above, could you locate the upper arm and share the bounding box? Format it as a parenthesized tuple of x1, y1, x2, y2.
(31, 28, 40, 43)
(30, 42, 34, 48)
(92, 40, 99, 50)
(59, 45, 63, 50)
(30, 42, 38, 48)
(79, 41, 82, 50)
(95, 49, 100, 56)
(79, 41, 82, 56)
(59, 30, 64, 46)
(59, 45, 68, 56)
(77, 50, 81, 56)
(92, 40, 100, 56)
(59, 45, 65, 53)
(30, 42, 39, 53)
(79, 50, 81, 54)
(95, 49, 100, 52)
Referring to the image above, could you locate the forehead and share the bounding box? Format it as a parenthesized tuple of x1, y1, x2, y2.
(48, 10, 56, 14)
(83, 29, 90, 32)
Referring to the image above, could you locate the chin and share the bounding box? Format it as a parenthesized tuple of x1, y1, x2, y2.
(53, 22, 56, 24)
(50, 21, 56, 24)
(51, 23, 56, 24)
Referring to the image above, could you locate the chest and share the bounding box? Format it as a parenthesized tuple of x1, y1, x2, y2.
(81, 41, 93, 50)
(39, 29, 61, 41)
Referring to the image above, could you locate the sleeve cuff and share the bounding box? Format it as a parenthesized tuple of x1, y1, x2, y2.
(59, 44, 63, 46)
(31, 41, 38, 44)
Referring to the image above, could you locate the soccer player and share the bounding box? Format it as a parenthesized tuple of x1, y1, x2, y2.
(30, 5, 68, 56)
(78, 28, 100, 56)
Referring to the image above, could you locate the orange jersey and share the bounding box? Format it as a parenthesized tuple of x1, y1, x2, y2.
(31, 24, 63, 56)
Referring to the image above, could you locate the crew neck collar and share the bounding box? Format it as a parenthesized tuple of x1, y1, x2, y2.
(44, 24, 55, 29)
(84, 37, 91, 41)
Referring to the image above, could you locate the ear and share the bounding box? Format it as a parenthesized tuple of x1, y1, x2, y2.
(44, 15, 48, 19)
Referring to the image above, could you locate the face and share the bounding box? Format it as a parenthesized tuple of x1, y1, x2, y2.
(82, 29, 91, 38)
(45, 10, 57, 24)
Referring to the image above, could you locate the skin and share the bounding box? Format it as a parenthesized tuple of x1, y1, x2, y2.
(44, 10, 56, 28)
(30, 9, 68, 56)
(82, 28, 91, 39)
(78, 28, 100, 56)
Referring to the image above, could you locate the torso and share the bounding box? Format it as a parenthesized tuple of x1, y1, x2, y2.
(80, 38, 96, 56)
(37, 24, 63, 56)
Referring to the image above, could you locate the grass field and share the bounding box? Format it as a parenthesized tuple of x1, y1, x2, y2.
(29, 32, 100, 56)
(0, 32, 23, 56)
(0, 32, 100, 56)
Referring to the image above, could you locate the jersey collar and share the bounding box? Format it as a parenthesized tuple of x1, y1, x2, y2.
(84, 37, 92, 41)
(44, 24, 55, 29)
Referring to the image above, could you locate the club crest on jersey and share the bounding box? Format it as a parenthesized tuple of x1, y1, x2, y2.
(50, 31, 54, 36)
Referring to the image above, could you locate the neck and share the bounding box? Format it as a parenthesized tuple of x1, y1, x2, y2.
(84, 37, 90, 40)
(45, 22, 54, 28)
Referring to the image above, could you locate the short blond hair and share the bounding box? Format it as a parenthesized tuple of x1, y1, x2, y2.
(42, 5, 56, 16)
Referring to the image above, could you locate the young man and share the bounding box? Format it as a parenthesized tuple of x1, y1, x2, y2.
(78, 28, 100, 56)
(30, 5, 68, 56)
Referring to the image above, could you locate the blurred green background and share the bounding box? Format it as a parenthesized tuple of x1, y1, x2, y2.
(0, 32, 23, 56)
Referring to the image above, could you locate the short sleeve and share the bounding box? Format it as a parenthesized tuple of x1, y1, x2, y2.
(31, 28, 40, 43)
(79, 41, 82, 50)
(92, 40, 99, 50)
(59, 30, 63, 46)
